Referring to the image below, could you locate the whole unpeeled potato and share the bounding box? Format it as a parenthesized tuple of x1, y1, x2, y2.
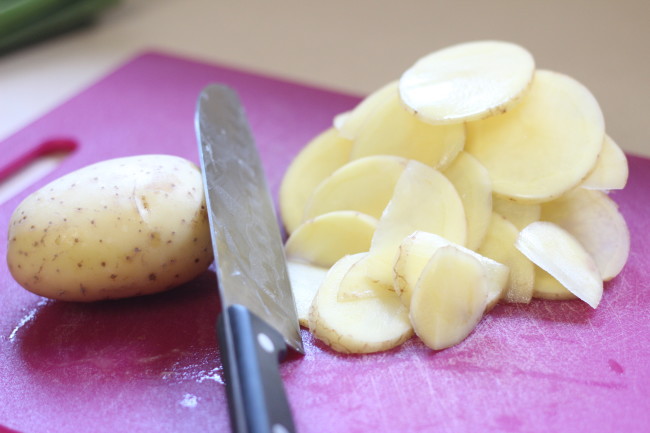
(6, 154, 213, 301)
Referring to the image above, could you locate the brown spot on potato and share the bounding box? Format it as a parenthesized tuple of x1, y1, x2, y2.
(149, 273, 157, 281)
(110, 274, 117, 280)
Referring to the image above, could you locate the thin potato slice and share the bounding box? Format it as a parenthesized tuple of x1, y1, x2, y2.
(335, 81, 398, 140)
(492, 196, 541, 230)
(443, 151, 493, 250)
(399, 40, 535, 124)
(541, 188, 630, 281)
(280, 128, 353, 234)
(478, 212, 534, 303)
(337, 256, 392, 302)
(303, 155, 408, 221)
(394, 231, 508, 310)
(365, 160, 467, 287)
(581, 135, 629, 191)
(533, 266, 575, 300)
(285, 210, 377, 268)
(515, 221, 603, 308)
(287, 260, 329, 327)
(308, 253, 413, 354)
(410, 245, 488, 350)
(466, 70, 605, 202)
(351, 82, 465, 169)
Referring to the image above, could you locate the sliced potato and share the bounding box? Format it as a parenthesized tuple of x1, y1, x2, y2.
(477, 212, 534, 303)
(350, 82, 465, 169)
(308, 253, 413, 354)
(515, 221, 603, 308)
(337, 255, 392, 302)
(365, 160, 467, 286)
(279, 128, 353, 233)
(466, 70, 605, 202)
(303, 155, 408, 221)
(335, 81, 398, 140)
(285, 210, 377, 268)
(533, 266, 575, 300)
(394, 231, 508, 310)
(287, 260, 329, 327)
(580, 135, 629, 191)
(410, 245, 488, 350)
(492, 196, 541, 230)
(332, 111, 351, 132)
(399, 40, 535, 124)
(443, 151, 493, 250)
(541, 188, 630, 281)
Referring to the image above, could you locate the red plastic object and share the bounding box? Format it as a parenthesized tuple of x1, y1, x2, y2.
(1, 52, 649, 433)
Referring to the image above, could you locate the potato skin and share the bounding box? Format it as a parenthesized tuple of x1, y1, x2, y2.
(6, 154, 214, 301)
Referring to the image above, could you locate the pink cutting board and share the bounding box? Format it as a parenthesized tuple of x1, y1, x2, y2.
(1, 52, 649, 433)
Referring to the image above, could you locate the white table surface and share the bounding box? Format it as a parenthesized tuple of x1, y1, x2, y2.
(1, 0, 648, 157)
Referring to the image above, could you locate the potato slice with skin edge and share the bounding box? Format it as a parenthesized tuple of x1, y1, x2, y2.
(580, 135, 629, 191)
(393, 231, 508, 311)
(350, 82, 465, 170)
(477, 212, 534, 303)
(286, 260, 329, 327)
(466, 69, 605, 203)
(364, 159, 467, 288)
(335, 80, 398, 140)
(541, 188, 630, 281)
(285, 210, 377, 268)
(492, 196, 541, 230)
(443, 151, 493, 250)
(308, 253, 413, 354)
(337, 254, 392, 302)
(410, 245, 489, 350)
(400, 40, 535, 125)
(302, 155, 408, 222)
(280, 127, 353, 234)
(515, 221, 603, 309)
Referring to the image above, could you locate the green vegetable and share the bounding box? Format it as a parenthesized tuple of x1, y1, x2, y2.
(0, 0, 118, 54)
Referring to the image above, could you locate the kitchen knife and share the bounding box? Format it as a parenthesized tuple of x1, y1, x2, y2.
(195, 84, 304, 433)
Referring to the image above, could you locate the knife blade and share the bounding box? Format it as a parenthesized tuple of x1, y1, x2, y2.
(195, 84, 304, 433)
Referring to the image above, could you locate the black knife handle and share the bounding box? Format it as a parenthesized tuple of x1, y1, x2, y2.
(218, 304, 296, 433)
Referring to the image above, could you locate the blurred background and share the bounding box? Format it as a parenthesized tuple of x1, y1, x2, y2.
(1, 0, 648, 157)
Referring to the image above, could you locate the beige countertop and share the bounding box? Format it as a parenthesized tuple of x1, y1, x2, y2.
(1, 0, 648, 157)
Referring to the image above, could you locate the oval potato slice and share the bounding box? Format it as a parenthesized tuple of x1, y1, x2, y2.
(580, 135, 629, 191)
(399, 40, 535, 124)
(280, 128, 353, 234)
(287, 260, 329, 327)
(443, 151, 492, 250)
(515, 221, 603, 308)
(541, 188, 630, 281)
(492, 196, 541, 230)
(303, 155, 408, 221)
(410, 245, 488, 350)
(466, 69, 605, 202)
(335, 80, 398, 140)
(533, 266, 575, 300)
(394, 231, 508, 311)
(477, 212, 534, 303)
(351, 82, 465, 169)
(285, 210, 377, 268)
(308, 253, 413, 354)
(365, 160, 467, 286)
